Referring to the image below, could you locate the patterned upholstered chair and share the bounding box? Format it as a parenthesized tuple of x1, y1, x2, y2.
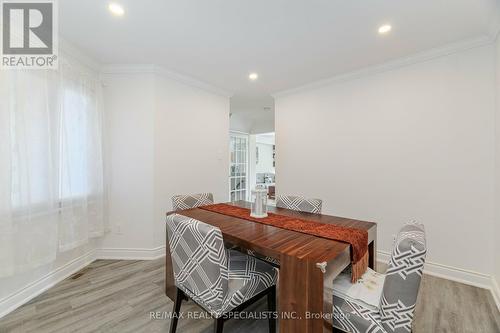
(247, 194, 323, 266)
(276, 194, 322, 214)
(331, 223, 427, 333)
(166, 213, 278, 333)
(171, 193, 214, 210)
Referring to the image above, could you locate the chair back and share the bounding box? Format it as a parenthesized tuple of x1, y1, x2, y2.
(172, 193, 214, 210)
(276, 194, 322, 214)
(166, 214, 228, 310)
(380, 223, 427, 333)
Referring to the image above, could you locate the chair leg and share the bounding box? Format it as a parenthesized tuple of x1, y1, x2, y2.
(169, 288, 183, 333)
(214, 317, 224, 333)
(267, 285, 276, 333)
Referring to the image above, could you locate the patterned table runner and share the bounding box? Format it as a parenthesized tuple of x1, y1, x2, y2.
(198, 203, 368, 282)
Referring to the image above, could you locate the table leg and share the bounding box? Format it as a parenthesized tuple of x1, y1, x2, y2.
(368, 239, 376, 270)
(368, 225, 377, 271)
(279, 255, 324, 333)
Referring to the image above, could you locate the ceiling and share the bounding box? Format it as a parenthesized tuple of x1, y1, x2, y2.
(230, 95, 275, 133)
(60, 0, 497, 98)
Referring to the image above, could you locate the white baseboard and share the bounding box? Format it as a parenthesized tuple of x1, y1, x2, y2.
(491, 277, 500, 311)
(377, 250, 500, 311)
(95, 246, 166, 260)
(0, 250, 96, 319)
(0, 246, 166, 320)
(1, 247, 496, 320)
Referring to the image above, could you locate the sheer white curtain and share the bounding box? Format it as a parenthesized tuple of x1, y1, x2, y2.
(57, 64, 105, 251)
(0, 62, 105, 277)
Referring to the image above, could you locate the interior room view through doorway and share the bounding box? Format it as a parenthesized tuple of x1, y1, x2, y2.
(251, 133, 276, 204)
(229, 95, 275, 204)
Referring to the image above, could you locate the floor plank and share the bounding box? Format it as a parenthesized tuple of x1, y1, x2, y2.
(0, 259, 499, 333)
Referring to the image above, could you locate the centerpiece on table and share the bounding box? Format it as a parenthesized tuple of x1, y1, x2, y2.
(250, 185, 268, 218)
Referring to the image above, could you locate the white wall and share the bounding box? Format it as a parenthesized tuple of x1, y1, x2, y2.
(251, 112, 275, 134)
(275, 45, 496, 280)
(256, 143, 275, 174)
(101, 70, 229, 252)
(248, 135, 257, 191)
(100, 73, 156, 250)
(256, 133, 276, 145)
(153, 75, 229, 247)
(495, 35, 500, 300)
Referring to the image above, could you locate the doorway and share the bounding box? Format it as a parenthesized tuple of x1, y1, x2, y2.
(250, 132, 276, 204)
(229, 95, 275, 203)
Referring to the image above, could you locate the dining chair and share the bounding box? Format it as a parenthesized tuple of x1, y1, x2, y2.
(331, 223, 427, 333)
(171, 192, 214, 210)
(275, 194, 323, 214)
(166, 213, 278, 333)
(247, 194, 323, 266)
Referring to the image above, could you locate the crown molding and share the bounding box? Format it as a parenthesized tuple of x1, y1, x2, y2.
(100, 64, 156, 75)
(272, 35, 493, 99)
(59, 38, 102, 74)
(100, 64, 233, 98)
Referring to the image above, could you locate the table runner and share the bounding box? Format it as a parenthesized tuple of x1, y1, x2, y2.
(198, 203, 368, 282)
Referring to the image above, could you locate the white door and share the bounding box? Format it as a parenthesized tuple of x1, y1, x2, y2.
(229, 133, 249, 201)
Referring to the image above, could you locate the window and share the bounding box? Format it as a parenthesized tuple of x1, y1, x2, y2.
(59, 87, 91, 201)
(1, 67, 105, 271)
(8, 75, 99, 209)
(8, 71, 56, 210)
(229, 133, 248, 201)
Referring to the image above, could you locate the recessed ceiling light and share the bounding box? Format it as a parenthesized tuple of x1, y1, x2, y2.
(378, 24, 392, 34)
(249, 73, 258, 81)
(108, 3, 125, 16)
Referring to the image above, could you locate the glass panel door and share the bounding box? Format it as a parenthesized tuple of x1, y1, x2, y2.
(229, 133, 248, 201)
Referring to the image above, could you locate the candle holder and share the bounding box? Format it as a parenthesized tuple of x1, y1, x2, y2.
(250, 186, 268, 218)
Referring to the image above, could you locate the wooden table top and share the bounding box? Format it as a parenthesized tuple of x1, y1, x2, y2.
(171, 201, 376, 263)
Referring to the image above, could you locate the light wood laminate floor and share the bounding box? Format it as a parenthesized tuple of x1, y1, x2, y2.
(0, 259, 499, 333)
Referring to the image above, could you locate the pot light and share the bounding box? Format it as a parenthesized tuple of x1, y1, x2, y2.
(108, 3, 125, 16)
(249, 73, 258, 81)
(378, 24, 392, 34)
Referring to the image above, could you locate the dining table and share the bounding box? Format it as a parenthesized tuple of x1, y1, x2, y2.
(165, 201, 377, 333)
